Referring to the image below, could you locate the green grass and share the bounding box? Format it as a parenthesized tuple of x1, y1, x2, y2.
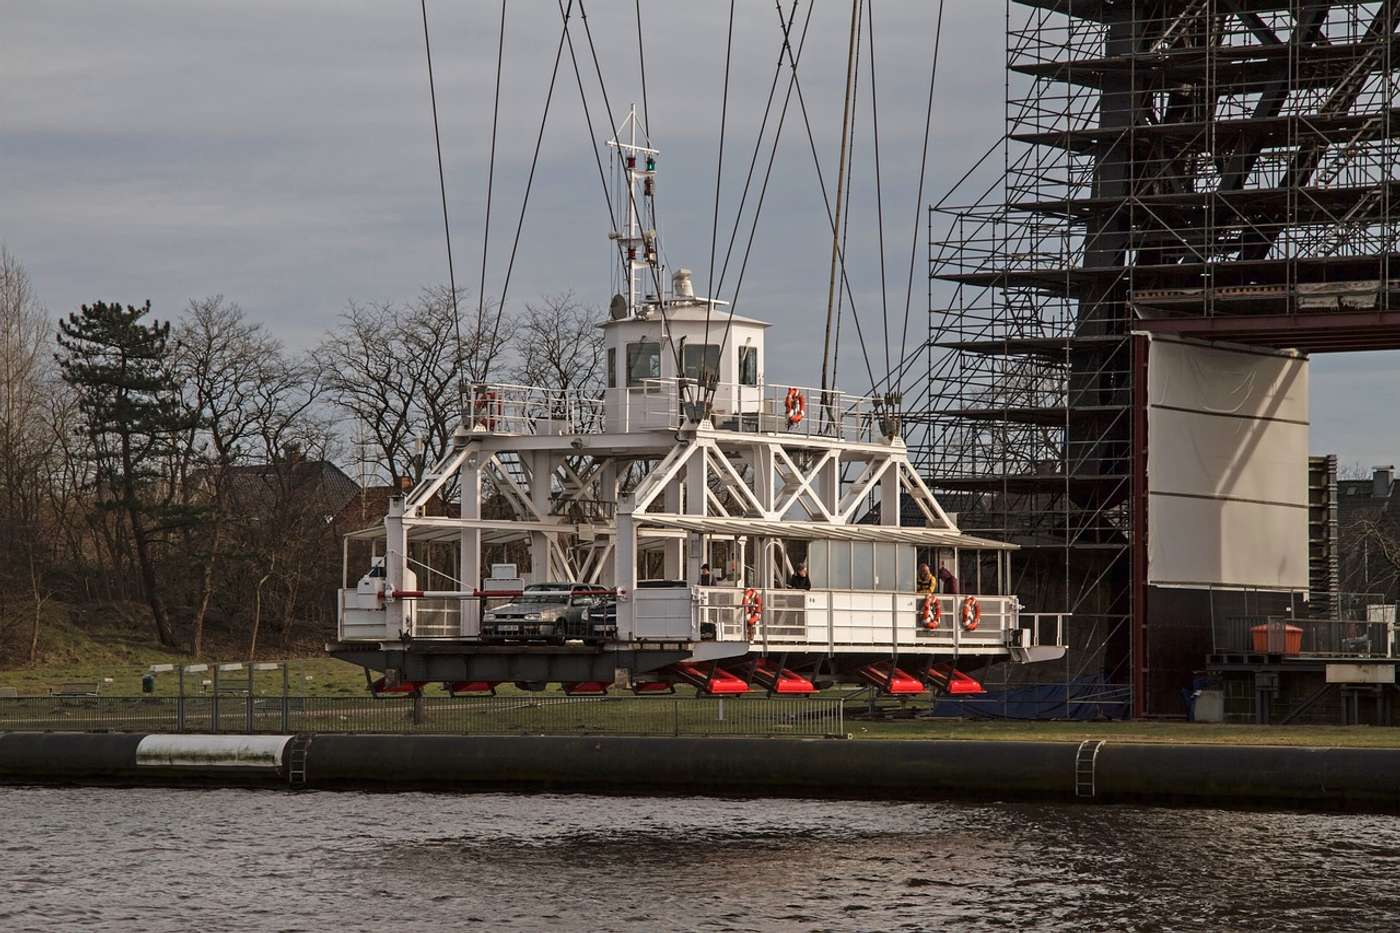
(0, 605, 373, 698)
(845, 717, 1400, 748)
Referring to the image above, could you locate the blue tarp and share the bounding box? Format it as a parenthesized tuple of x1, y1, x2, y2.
(927, 678, 1131, 721)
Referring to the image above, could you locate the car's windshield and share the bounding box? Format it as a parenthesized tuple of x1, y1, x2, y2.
(517, 592, 569, 605)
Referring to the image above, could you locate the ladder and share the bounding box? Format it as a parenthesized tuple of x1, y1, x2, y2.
(286, 733, 312, 789)
(1313, 117, 1380, 188)
(1074, 739, 1105, 799)
(1151, 0, 1209, 52)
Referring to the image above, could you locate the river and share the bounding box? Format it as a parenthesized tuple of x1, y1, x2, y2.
(1, 786, 1397, 931)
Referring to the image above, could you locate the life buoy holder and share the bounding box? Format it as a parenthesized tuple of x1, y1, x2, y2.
(961, 595, 981, 632)
(473, 390, 500, 431)
(784, 387, 806, 427)
(743, 587, 763, 638)
(921, 594, 941, 630)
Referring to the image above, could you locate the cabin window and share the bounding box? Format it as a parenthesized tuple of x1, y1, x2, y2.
(626, 341, 661, 386)
(807, 541, 827, 588)
(852, 543, 875, 590)
(828, 541, 852, 589)
(682, 343, 721, 382)
(738, 346, 758, 386)
(897, 544, 916, 592)
(607, 348, 616, 388)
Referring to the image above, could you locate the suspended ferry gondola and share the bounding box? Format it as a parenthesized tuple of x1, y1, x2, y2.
(329, 121, 1067, 697)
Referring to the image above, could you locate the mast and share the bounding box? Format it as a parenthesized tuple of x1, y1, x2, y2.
(608, 105, 659, 313)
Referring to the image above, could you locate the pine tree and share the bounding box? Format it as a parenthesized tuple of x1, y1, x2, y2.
(57, 301, 196, 647)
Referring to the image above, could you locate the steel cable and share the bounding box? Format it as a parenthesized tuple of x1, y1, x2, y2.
(418, 0, 464, 400)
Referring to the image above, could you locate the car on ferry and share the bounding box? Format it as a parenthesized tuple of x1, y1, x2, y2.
(580, 580, 695, 644)
(481, 582, 610, 645)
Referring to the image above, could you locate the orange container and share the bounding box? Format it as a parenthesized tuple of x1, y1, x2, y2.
(1250, 622, 1302, 655)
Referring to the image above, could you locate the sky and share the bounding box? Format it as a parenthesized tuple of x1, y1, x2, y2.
(2, 1, 1390, 467)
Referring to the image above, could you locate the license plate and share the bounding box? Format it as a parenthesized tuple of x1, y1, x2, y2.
(496, 625, 519, 633)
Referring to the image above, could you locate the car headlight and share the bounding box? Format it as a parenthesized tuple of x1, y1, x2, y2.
(524, 612, 542, 621)
(483, 612, 497, 622)
(580, 609, 591, 622)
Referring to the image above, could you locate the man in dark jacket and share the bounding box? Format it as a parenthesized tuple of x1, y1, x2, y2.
(788, 563, 812, 590)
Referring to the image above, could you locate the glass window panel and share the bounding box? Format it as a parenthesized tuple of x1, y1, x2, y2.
(875, 543, 897, 592)
(626, 341, 661, 386)
(738, 346, 758, 386)
(681, 343, 721, 381)
(829, 541, 851, 589)
(808, 541, 827, 588)
(852, 542, 875, 590)
(897, 545, 915, 592)
(607, 347, 616, 388)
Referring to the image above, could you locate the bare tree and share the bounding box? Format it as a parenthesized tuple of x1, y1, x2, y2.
(508, 292, 606, 403)
(175, 296, 296, 655)
(0, 249, 59, 656)
(320, 288, 514, 488)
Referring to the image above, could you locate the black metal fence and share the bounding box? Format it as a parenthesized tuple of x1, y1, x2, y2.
(1213, 616, 1395, 658)
(0, 694, 846, 738)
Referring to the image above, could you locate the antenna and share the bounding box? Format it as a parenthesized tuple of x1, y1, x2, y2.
(607, 105, 660, 316)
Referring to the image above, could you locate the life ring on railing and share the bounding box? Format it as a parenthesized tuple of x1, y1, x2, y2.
(743, 587, 764, 638)
(472, 390, 500, 431)
(921, 594, 941, 630)
(784, 387, 806, 427)
(961, 595, 981, 632)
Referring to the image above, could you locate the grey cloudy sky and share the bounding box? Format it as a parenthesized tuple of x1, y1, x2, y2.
(3, 1, 1388, 466)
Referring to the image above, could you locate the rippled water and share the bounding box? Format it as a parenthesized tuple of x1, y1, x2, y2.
(1, 787, 1398, 931)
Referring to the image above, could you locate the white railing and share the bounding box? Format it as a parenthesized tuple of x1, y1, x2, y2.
(689, 587, 1022, 650)
(468, 379, 894, 443)
(465, 383, 606, 436)
(337, 590, 464, 642)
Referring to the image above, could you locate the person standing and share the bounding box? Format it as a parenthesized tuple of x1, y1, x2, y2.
(917, 562, 935, 593)
(700, 563, 713, 586)
(788, 563, 812, 590)
(937, 563, 959, 595)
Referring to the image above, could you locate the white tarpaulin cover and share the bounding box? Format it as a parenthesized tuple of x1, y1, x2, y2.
(1146, 337, 1309, 590)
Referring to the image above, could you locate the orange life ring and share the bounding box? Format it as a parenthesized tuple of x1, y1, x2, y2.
(784, 387, 806, 427)
(743, 587, 764, 638)
(921, 594, 941, 630)
(473, 390, 499, 430)
(961, 595, 981, 632)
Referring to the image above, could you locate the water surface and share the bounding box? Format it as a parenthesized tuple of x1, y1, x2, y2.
(1, 787, 1396, 931)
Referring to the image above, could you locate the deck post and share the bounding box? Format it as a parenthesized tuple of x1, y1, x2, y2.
(460, 452, 483, 636)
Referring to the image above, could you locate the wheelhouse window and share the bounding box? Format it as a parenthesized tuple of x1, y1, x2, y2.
(607, 347, 616, 388)
(738, 346, 758, 386)
(626, 341, 661, 386)
(682, 343, 720, 382)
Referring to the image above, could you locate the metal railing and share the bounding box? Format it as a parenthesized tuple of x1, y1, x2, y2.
(0, 694, 846, 739)
(696, 586, 1023, 650)
(1213, 616, 1396, 659)
(468, 379, 892, 443)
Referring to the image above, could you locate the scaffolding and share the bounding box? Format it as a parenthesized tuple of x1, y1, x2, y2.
(917, 1, 1399, 715)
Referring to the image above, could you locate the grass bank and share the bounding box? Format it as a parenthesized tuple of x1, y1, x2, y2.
(848, 717, 1400, 748)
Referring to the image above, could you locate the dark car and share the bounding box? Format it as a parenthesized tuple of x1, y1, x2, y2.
(481, 582, 609, 645)
(581, 580, 696, 643)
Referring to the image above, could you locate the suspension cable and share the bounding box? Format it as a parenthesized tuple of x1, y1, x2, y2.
(820, 0, 863, 398)
(896, 0, 947, 397)
(866, 0, 892, 385)
(472, 0, 507, 383)
(702, 0, 737, 377)
(714, 0, 803, 298)
(703, 0, 812, 409)
(418, 0, 463, 404)
(832, 0, 865, 394)
(482, 0, 575, 382)
(576, 1, 686, 379)
(634, 0, 653, 147)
